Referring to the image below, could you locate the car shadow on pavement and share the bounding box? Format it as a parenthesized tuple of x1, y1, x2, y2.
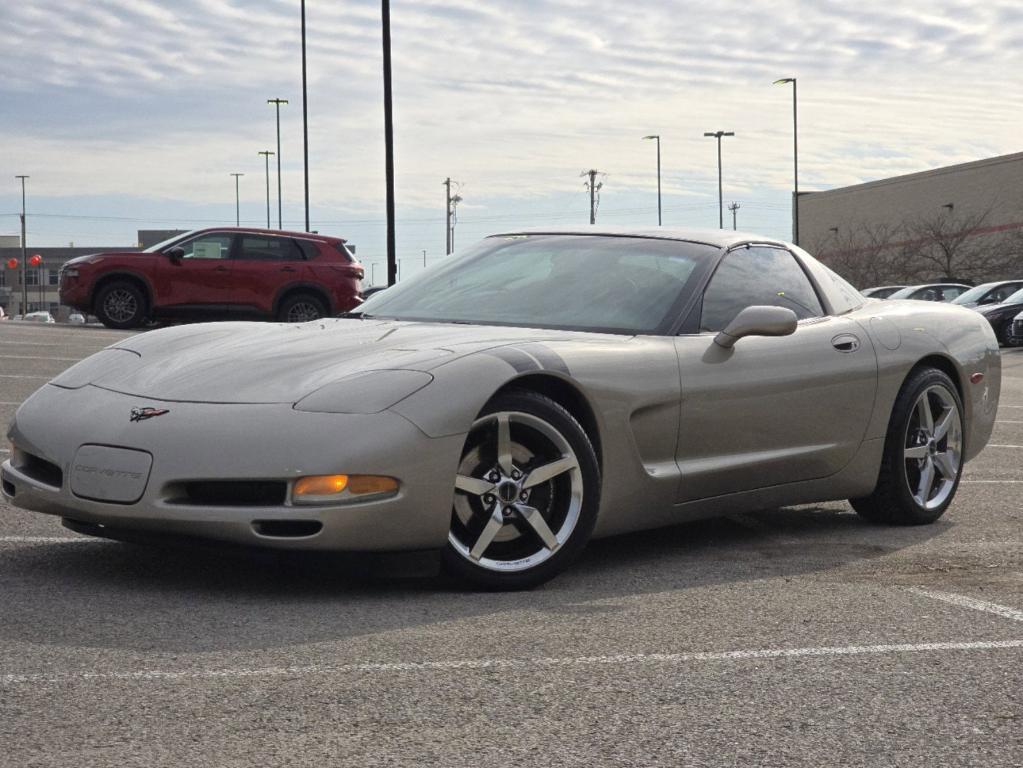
(0, 503, 950, 654)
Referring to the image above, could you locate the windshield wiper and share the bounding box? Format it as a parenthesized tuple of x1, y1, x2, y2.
(337, 311, 375, 319)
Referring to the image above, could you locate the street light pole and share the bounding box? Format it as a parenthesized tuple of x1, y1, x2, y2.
(774, 77, 799, 244)
(230, 173, 244, 226)
(267, 98, 289, 229)
(703, 131, 734, 229)
(15, 175, 28, 314)
(381, 0, 397, 286)
(258, 151, 274, 229)
(300, 0, 310, 232)
(642, 135, 661, 226)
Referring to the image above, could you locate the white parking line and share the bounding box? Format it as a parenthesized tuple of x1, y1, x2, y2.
(0, 536, 100, 544)
(961, 479, 1023, 484)
(908, 587, 1023, 624)
(996, 420, 1023, 424)
(986, 444, 1023, 449)
(0, 355, 80, 362)
(2, 639, 1021, 686)
(0, 374, 49, 380)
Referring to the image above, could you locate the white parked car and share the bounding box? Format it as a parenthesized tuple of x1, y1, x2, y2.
(67, 313, 86, 325)
(23, 311, 55, 323)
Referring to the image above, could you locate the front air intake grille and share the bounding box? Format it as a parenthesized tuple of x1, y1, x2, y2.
(173, 480, 287, 507)
(13, 449, 63, 489)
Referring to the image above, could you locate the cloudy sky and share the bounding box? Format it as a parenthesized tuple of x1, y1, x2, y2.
(2, 0, 1022, 281)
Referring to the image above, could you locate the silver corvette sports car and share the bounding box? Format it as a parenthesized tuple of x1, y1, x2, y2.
(3, 228, 1001, 588)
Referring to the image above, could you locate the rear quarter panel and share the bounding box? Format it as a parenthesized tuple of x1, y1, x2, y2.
(853, 300, 1000, 462)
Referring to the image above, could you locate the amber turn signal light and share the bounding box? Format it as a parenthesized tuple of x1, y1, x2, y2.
(292, 474, 399, 504)
(294, 475, 348, 497)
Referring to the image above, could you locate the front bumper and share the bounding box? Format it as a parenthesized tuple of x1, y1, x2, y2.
(3, 384, 464, 551)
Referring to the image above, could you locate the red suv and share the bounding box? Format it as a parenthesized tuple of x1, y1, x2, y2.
(60, 228, 364, 329)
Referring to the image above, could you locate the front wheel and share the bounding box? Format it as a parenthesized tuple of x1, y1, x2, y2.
(94, 281, 147, 329)
(850, 367, 964, 525)
(442, 390, 601, 590)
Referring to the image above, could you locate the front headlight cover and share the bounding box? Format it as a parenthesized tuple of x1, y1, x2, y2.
(49, 348, 141, 390)
(293, 369, 433, 414)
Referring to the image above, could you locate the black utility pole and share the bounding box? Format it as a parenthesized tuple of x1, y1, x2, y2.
(267, 98, 288, 229)
(300, 0, 310, 231)
(583, 169, 602, 225)
(381, 0, 397, 285)
(15, 175, 28, 314)
(230, 173, 244, 226)
(728, 201, 740, 230)
(642, 135, 661, 226)
(774, 77, 799, 244)
(703, 131, 734, 228)
(258, 151, 274, 228)
(444, 177, 452, 255)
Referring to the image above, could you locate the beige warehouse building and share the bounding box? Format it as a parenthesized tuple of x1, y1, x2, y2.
(800, 151, 1023, 288)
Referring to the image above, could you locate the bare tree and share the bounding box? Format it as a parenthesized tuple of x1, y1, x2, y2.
(815, 222, 912, 288)
(900, 207, 1008, 282)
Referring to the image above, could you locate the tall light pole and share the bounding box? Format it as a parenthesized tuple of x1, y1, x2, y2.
(267, 98, 289, 229)
(258, 151, 274, 229)
(642, 135, 661, 226)
(230, 173, 244, 226)
(703, 131, 734, 229)
(444, 178, 452, 255)
(381, 0, 397, 286)
(300, 0, 310, 231)
(15, 175, 28, 314)
(774, 77, 799, 245)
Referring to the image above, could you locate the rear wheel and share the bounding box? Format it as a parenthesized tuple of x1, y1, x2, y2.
(442, 390, 600, 590)
(94, 280, 147, 329)
(277, 293, 327, 323)
(850, 368, 963, 525)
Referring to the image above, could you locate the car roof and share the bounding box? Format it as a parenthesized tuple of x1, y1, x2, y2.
(487, 226, 788, 250)
(192, 227, 346, 244)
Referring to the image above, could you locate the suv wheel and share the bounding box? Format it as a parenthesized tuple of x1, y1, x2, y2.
(278, 293, 327, 323)
(95, 281, 147, 329)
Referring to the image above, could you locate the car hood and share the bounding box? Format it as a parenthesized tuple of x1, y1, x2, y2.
(81, 319, 584, 403)
(976, 301, 1023, 316)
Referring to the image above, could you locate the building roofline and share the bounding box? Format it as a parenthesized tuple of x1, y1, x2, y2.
(802, 151, 1023, 201)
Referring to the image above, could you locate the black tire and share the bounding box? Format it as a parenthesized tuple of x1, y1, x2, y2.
(277, 293, 328, 323)
(94, 280, 147, 329)
(442, 390, 601, 590)
(850, 367, 964, 525)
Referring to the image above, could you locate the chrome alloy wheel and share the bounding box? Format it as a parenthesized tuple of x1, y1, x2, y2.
(286, 301, 321, 322)
(904, 384, 962, 510)
(449, 411, 583, 573)
(103, 289, 138, 323)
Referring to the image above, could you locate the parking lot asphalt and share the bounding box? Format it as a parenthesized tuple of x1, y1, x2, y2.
(1, 321, 1021, 767)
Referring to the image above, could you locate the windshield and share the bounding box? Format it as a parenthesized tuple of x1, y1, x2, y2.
(142, 230, 199, 253)
(999, 287, 1023, 305)
(951, 283, 998, 305)
(358, 234, 714, 334)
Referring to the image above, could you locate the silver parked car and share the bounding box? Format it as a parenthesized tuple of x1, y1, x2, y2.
(3, 228, 1001, 588)
(886, 283, 971, 302)
(860, 285, 907, 299)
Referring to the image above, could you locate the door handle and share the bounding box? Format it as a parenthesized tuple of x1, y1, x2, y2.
(214, 266, 229, 272)
(831, 334, 860, 353)
(280, 266, 296, 273)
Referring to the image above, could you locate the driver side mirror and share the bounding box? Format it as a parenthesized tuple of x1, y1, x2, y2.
(166, 246, 185, 260)
(714, 305, 798, 349)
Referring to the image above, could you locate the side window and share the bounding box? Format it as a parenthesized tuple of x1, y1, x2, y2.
(296, 240, 320, 260)
(179, 234, 232, 260)
(941, 286, 965, 301)
(238, 236, 304, 261)
(700, 246, 824, 332)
